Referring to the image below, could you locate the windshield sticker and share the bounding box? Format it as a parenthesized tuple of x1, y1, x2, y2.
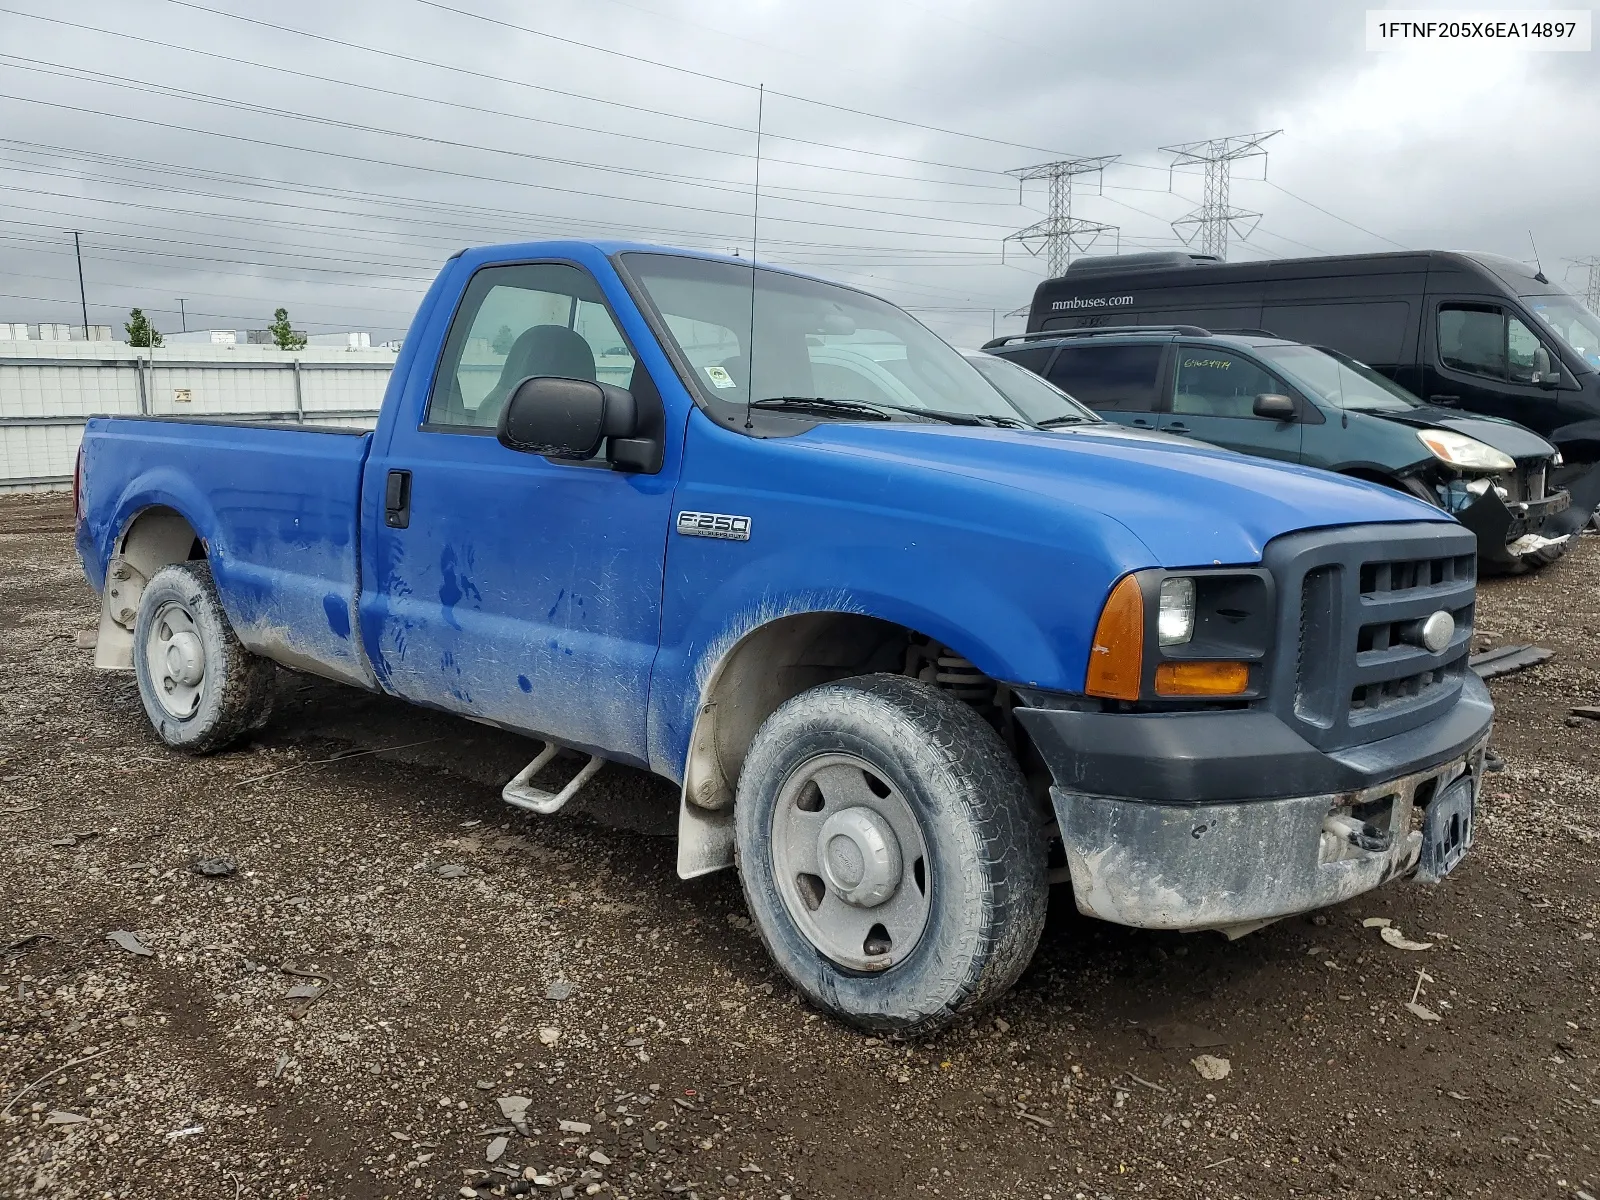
(1183, 358, 1231, 370)
(704, 364, 737, 389)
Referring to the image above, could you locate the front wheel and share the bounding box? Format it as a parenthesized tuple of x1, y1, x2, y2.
(132, 561, 275, 754)
(734, 674, 1047, 1035)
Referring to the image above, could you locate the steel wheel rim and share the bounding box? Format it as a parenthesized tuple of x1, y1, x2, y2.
(770, 752, 931, 972)
(145, 600, 206, 720)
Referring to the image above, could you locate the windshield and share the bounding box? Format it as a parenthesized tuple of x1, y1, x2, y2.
(1253, 343, 1424, 413)
(1522, 293, 1600, 370)
(622, 253, 1020, 422)
(965, 353, 1099, 425)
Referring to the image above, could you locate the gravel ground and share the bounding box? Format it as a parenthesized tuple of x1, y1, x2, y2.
(1, 491, 1596, 1200)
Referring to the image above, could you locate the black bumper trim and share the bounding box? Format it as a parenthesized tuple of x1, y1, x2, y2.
(1015, 674, 1494, 804)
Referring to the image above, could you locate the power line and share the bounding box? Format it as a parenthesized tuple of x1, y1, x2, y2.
(141, 0, 1042, 181)
(0, 91, 1014, 249)
(0, 59, 1029, 236)
(1003, 156, 1119, 276)
(1260, 180, 1409, 250)
(1159, 130, 1280, 260)
(0, 141, 1021, 263)
(0, 7, 1021, 195)
(400, 0, 1079, 158)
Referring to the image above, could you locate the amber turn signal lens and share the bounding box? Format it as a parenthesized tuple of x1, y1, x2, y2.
(1154, 660, 1250, 697)
(1086, 574, 1144, 701)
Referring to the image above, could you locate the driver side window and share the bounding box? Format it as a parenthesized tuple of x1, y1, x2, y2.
(1172, 350, 1283, 419)
(427, 263, 635, 431)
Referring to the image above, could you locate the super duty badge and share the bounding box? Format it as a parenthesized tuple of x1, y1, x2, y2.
(676, 511, 751, 541)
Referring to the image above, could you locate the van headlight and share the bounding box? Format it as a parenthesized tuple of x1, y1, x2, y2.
(1417, 429, 1515, 473)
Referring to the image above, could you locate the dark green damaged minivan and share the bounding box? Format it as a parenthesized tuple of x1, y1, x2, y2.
(985, 326, 1575, 573)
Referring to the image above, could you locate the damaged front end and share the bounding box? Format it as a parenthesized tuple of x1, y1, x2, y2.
(1431, 462, 1582, 570)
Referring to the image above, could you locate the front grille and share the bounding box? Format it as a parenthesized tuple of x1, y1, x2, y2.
(1265, 524, 1477, 751)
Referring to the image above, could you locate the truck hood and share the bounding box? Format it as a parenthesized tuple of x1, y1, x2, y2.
(1370, 407, 1556, 461)
(795, 421, 1450, 568)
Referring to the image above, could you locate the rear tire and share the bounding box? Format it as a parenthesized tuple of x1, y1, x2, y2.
(132, 561, 274, 754)
(734, 674, 1047, 1035)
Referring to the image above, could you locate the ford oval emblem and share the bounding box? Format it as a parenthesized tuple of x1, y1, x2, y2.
(1421, 611, 1455, 654)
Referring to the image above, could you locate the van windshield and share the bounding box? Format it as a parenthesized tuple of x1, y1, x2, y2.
(1522, 294, 1600, 370)
(622, 252, 1022, 423)
(1253, 344, 1423, 413)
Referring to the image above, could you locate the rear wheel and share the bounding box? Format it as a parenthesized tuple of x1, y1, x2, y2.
(734, 674, 1047, 1034)
(132, 561, 274, 753)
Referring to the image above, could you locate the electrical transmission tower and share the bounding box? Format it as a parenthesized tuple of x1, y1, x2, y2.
(1003, 155, 1119, 277)
(1570, 257, 1600, 313)
(1159, 130, 1281, 260)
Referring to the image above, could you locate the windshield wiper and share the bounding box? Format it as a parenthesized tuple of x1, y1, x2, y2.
(873, 404, 1034, 428)
(1036, 414, 1094, 427)
(750, 396, 894, 420)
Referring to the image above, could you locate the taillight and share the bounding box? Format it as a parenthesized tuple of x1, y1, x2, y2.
(73, 442, 85, 522)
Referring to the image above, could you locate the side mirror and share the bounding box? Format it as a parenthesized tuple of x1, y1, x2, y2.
(1534, 346, 1561, 389)
(497, 376, 638, 461)
(1252, 392, 1297, 421)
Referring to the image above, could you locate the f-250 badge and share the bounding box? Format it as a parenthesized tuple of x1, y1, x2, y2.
(676, 511, 751, 541)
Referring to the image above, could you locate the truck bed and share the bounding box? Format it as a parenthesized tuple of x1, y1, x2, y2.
(76, 416, 378, 689)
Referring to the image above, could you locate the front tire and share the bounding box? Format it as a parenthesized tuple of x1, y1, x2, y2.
(132, 561, 274, 754)
(734, 674, 1047, 1035)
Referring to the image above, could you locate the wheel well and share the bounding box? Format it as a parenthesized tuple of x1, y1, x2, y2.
(682, 612, 1033, 814)
(94, 507, 204, 669)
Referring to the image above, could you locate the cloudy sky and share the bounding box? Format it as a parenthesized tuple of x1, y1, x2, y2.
(0, 0, 1595, 347)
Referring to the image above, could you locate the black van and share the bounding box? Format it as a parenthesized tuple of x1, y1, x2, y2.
(1026, 250, 1600, 488)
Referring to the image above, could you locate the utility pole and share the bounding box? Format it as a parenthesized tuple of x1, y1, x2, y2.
(177, 298, 188, 332)
(71, 230, 89, 340)
(1159, 130, 1281, 260)
(1003, 155, 1120, 278)
(1570, 257, 1600, 314)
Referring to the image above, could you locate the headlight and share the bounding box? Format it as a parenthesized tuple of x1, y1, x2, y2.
(1416, 429, 1515, 473)
(1157, 577, 1195, 646)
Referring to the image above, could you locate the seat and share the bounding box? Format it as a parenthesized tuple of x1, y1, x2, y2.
(477, 325, 598, 426)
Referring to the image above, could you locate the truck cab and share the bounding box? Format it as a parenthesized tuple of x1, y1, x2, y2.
(75, 240, 1492, 1034)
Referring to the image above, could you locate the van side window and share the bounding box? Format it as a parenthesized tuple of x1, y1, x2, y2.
(1173, 350, 1282, 419)
(1506, 317, 1543, 385)
(1045, 344, 1163, 412)
(1438, 306, 1506, 379)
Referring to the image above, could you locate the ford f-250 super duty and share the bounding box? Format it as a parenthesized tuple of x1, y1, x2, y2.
(75, 241, 1492, 1033)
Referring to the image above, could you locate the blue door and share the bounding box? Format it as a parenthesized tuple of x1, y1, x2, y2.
(362, 260, 676, 766)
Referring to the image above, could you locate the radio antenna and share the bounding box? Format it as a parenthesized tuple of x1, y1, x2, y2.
(1528, 230, 1548, 283)
(743, 83, 764, 431)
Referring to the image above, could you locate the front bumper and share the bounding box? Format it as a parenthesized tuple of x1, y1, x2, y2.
(1016, 676, 1494, 932)
(1456, 486, 1570, 567)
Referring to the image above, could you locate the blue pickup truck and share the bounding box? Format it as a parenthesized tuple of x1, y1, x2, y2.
(75, 241, 1491, 1033)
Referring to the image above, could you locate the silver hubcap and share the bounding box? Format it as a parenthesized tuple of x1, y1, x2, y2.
(146, 602, 206, 719)
(771, 753, 930, 971)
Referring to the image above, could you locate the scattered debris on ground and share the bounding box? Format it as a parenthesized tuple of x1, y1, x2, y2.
(3, 491, 1597, 1199)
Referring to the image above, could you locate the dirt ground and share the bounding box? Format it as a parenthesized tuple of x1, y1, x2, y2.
(1, 491, 1596, 1200)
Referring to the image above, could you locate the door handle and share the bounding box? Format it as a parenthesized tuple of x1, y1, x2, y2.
(1130, 417, 1154, 428)
(1166, 421, 1190, 432)
(384, 469, 412, 529)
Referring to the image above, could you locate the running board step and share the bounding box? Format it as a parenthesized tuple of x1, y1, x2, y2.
(501, 744, 605, 815)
